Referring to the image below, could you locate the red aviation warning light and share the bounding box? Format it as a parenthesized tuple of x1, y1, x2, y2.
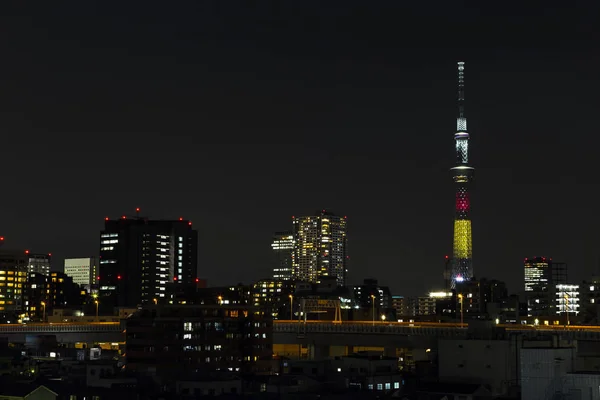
(121, 215, 126, 219)
(174, 277, 178, 281)
(25, 250, 29, 254)
(117, 275, 122, 280)
(195, 278, 199, 283)
(179, 217, 183, 221)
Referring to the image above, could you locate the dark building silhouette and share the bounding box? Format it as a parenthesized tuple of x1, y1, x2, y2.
(99, 215, 198, 308)
(125, 305, 272, 381)
(26, 272, 48, 321)
(48, 271, 85, 310)
(353, 278, 392, 310)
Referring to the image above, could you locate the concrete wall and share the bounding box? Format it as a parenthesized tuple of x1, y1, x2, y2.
(438, 338, 515, 397)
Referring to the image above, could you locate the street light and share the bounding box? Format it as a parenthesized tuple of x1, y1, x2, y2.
(381, 314, 386, 321)
(94, 300, 99, 321)
(40, 301, 46, 323)
(370, 294, 376, 326)
(457, 294, 464, 328)
(289, 294, 294, 320)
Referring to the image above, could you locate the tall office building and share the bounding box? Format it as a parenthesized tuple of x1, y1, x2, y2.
(64, 257, 99, 287)
(450, 61, 475, 288)
(99, 214, 198, 308)
(524, 256, 568, 316)
(27, 253, 51, 276)
(271, 231, 294, 280)
(0, 250, 29, 316)
(292, 210, 347, 286)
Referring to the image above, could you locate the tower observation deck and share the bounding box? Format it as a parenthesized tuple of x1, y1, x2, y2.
(450, 61, 474, 288)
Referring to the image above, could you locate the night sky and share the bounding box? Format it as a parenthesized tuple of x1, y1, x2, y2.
(1, 2, 599, 296)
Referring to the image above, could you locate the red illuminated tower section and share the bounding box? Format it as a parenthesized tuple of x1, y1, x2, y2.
(450, 61, 474, 288)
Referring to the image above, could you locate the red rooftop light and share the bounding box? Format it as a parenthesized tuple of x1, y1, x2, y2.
(188, 221, 192, 226)
(117, 275, 122, 280)
(48, 253, 52, 257)
(25, 250, 29, 254)
(97, 276, 100, 280)
(136, 207, 140, 212)
(174, 277, 178, 281)
(179, 217, 183, 221)
(195, 278, 199, 282)
(105, 217, 109, 221)
(0, 237, 4, 241)
(122, 215, 126, 219)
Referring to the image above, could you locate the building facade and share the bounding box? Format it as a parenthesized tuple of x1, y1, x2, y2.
(0, 250, 29, 318)
(450, 61, 475, 288)
(271, 232, 294, 280)
(64, 257, 99, 287)
(292, 210, 347, 286)
(353, 279, 392, 310)
(99, 216, 199, 308)
(125, 305, 272, 380)
(27, 253, 51, 276)
(524, 257, 568, 316)
(251, 279, 295, 319)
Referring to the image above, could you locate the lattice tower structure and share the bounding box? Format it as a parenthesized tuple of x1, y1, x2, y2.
(450, 61, 475, 288)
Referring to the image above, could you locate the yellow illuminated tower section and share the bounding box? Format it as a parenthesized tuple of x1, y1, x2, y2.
(450, 61, 474, 288)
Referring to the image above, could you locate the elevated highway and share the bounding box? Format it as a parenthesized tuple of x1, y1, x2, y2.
(273, 320, 600, 343)
(0, 322, 125, 344)
(272, 320, 600, 359)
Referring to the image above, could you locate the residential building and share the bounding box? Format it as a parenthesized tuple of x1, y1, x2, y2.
(99, 216, 198, 308)
(125, 305, 272, 380)
(353, 279, 392, 309)
(0, 250, 29, 318)
(251, 279, 295, 319)
(556, 284, 580, 315)
(48, 271, 85, 310)
(292, 210, 347, 286)
(26, 272, 49, 321)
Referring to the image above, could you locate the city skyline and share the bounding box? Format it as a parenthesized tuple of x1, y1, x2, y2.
(1, 3, 600, 297)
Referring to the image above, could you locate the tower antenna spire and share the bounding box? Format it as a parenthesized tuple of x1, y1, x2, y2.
(457, 61, 466, 132)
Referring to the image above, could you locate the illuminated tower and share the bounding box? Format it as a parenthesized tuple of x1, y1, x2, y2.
(450, 61, 474, 288)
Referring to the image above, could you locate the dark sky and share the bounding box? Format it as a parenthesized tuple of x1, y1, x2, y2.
(1, 1, 599, 296)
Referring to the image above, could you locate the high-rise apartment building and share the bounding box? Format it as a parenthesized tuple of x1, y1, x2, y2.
(64, 257, 99, 287)
(0, 250, 29, 317)
(555, 284, 580, 315)
(524, 257, 567, 316)
(99, 216, 198, 308)
(292, 210, 347, 286)
(271, 232, 294, 280)
(27, 253, 51, 276)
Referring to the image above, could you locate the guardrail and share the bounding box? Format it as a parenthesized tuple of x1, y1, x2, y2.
(0, 322, 123, 333)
